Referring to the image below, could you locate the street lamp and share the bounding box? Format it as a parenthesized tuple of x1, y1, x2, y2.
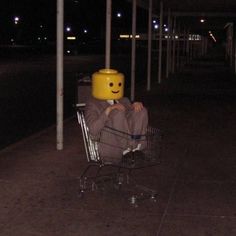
(116, 12, 122, 18)
(14, 16, 20, 25)
(66, 26, 71, 32)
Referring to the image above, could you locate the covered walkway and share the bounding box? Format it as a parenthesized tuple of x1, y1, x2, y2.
(1, 48, 236, 235)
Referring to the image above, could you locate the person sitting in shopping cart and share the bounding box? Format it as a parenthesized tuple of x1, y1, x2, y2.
(85, 69, 148, 163)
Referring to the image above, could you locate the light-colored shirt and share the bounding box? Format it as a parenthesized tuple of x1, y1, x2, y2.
(107, 100, 118, 105)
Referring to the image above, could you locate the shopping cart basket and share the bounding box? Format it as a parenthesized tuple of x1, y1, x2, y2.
(76, 103, 162, 206)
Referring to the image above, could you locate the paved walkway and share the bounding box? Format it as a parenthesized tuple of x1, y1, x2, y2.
(1, 48, 236, 235)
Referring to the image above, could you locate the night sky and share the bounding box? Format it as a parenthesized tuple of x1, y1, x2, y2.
(0, 0, 148, 44)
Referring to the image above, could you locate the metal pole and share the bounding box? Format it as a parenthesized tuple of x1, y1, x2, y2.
(230, 25, 234, 67)
(131, 0, 136, 101)
(56, 0, 64, 150)
(105, 0, 112, 68)
(147, 0, 152, 91)
(158, 1, 163, 84)
(201, 36, 204, 56)
(176, 25, 180, 70)
(169, 14, 173, 74)
(186, 29, 190, 64)
(235, 29, 236, 74)
(183, 28, 186, 61)
(172, 16, 176, 73)
(166, 8, 171, 78)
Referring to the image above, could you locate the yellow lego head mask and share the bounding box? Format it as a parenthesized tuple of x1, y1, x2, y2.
(92, 69, 124, 100)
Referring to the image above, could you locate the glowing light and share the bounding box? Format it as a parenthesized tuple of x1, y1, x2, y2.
(200, 19, 205, 23)
(117, 12, 122, 18)
(14, 16, 20, 24)
(154, 24, 159, 29)
(67, 36, 76, 40)
(66, 27, 71, 32)
(120, 34, 129, 39)
(83, 29, 88, 33)
(189, 34, 201, 41)
(119, 34, 140, 39)
(209, 31, 216, 42)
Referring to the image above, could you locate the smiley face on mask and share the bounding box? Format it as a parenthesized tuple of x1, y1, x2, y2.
(92, 69, 124, 100)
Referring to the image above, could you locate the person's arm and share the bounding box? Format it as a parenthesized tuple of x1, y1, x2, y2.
(85, 101, 108, 136)
(85, 100, 125, 136)
(120, 97, 144, 112)
(131, 102, 144, 112)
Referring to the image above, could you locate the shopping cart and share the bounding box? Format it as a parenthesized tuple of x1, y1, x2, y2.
(76, 103, 162, 206)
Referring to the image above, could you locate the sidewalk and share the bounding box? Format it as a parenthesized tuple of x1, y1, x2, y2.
(1, 53, 236, 235)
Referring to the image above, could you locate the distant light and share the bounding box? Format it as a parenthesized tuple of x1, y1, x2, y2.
(200, 19, 205, 23)
(11, 38, 14, 42)
(67, 36, 76, 40)
(83, 29, 88, 33)
(120, 34, 129, 39)
(14, 16, 20, 24)
(38, 37, 41, 40)
(189, 34, 201, 41)
(66, 27, 71, 32)
(209, 31, 216, 42)
(175, 35, 179, 39)
(164, 28, 168, 32)
(152, 20, 157, 24)
(67, 50, 71, 54)
(40, 25, 43, 28)
(130, 35, 140, 38)
(117, 12, 122, 18)
(119, 34, 140, 39)
(44, 37, 47, 40)
(163, 24, 167, 27)
(154, 24, 159, 29)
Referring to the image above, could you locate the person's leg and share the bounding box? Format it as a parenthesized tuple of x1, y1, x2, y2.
(98, 109, 131, 163)
(126, 107, 148, 150)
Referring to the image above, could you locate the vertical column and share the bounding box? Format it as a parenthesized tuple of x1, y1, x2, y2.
(204, 36, 208, 55)
(147, 0, 152, 91)
(176, 25, 180, 70)
(234, 26, 236, 74)
(201, 36, 205, 56)
(158, 1, 163, 84)
(105, 0, 112, 68)
(183, 29, 188, 65)
(56, 0, 64, 150)
(131, 0, 137, 101)
(166, 8, 171, 78)
(186, 30, 190, 64)
(230, 25, 234, 67)
(171, 16, 176, 73)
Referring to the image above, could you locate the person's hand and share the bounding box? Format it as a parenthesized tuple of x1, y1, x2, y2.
(105, 103, 125, 116)
(132, 102, 144, 112)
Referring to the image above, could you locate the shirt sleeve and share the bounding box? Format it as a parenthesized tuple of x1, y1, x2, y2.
(85, 100, 109, 136)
